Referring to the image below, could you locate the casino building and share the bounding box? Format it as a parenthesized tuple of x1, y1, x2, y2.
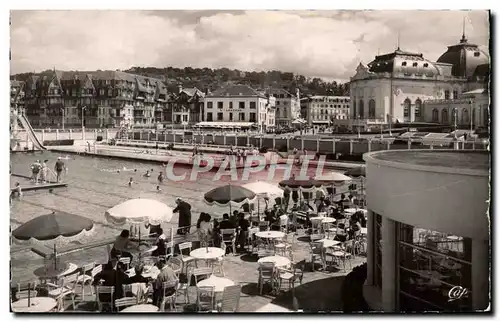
(362, 150, 490, 311)
(349, 31, 490, 131)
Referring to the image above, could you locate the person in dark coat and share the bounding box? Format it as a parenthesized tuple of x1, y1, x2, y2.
(173, 198, 192, 235)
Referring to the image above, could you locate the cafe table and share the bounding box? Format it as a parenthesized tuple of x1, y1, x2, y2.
(255, 231, 285, 240)
(190, 247, 225, 261)
(317, 238, 341, 248)
(121, 304, 159, 312)
(33, 263, 79, 283)
(197, 275, 235, 293)
(258, 255, 290, 268)
(11, 297, 57, 313)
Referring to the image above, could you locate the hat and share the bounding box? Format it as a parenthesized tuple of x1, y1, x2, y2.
(57, 157, 62, 160)
(176, 197, 182, 203)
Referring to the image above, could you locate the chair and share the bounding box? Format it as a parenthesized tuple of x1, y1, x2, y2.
(176, 270, 191, 304)
(167, 256, 183, 277)
(277, 259, 306, 292)
(259, 221, 270, 232)
(326, 242, 352, 272)
(247, 227, 260, 253)
(211, 243, 226, 277)
(118, 257, 131, 270)
(160, 280, 179, 312)
(220, 228, 237, 255)
(178, 242, 197, 274)
(122, 284, 142, 304)
(217, 284, 241, 312)
(309, 242, 325, 272)
(274, 232, 295, 258)
(46, 272, 80, 311)
(76, 262, 96, 299)
(14, 282, 38, 301)
(310, 233, 323, 241)
(196, 286, 215, 312)
(192, 267, 213, 285)
(257, 262, 277, 295)
(115, 296, 139, 311)
(95, 286, 115, 312)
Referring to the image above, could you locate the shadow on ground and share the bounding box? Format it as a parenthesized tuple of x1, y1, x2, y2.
(271, 275, 345, 312)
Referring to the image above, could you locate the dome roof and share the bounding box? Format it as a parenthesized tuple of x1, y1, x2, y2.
(436, 34, 490, 79)
(367, 48, 441, 77)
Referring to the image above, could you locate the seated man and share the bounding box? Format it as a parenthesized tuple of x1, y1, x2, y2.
(128, 265, 149, 284)
(93, 256, 131, 309)
(153, 260, 177, 307)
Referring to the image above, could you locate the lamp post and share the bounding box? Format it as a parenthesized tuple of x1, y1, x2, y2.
(357, 114, 361, 139)
(380, 114, 384, 138)
(469, 99, 473, 135)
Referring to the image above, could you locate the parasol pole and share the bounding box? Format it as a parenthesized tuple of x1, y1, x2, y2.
(229, 183, 232, 215)
(27, 282, 31, 307)
(53, 244, 57, 271)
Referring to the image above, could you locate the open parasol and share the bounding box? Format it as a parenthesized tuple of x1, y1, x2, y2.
(204, 184, 256, 214)
(105, 198, 174, 226)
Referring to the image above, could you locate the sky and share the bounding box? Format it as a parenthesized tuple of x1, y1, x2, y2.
(10, 10, 490, 82)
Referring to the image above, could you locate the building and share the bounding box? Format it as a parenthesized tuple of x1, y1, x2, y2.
(300, 95, 350, 128)
(363, 150, 490, 312)
(22, 70, 168, 128)
(349, 32, 489, 131)
(167, 85, 205, 125)
(10, 80, 25, 112)
(202, 84, 276, 132)
(270, 88, 301, 127)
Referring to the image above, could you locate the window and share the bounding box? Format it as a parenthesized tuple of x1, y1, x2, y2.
(358, 99, 364, 118)
(353, 100, 357, 118)
(368, 99, 376, 118)
(444, 90, 450, 100)
(239, 112, 245, 121)
(249, 112, 256, 122)
(217, 112, 223, 121)
(474, 52, 480, 57)
(277, 101, 280, 105)
(423, 63, 429, 68)
(453, 90, 458, 99)
(207, 112, 213, 121)
(239, 102, 245, 109)
(483, 107, 489, 126)
(404, 98, 411, 118)
(283, 109, 287, 118)
(398, 222, 472, 311)
(415, 99, 422, 118)
(374, 213, 383, 288)
(229, 102, 233, 109)
(462, 109, 469, 124)
(217, 102, 223, 109)
(402, 62, 407, 66)
(229, 112, 233, 121)
(442, 109, 448, 123)
(207, 102, 213, 109)
(472, 108, 476, 126)
(182, 115, 188, 122)
(412, 62, 418, 67)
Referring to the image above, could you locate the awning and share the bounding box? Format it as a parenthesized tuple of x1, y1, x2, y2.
(195, 122, 256, 128)
(312, 120, 330, 124)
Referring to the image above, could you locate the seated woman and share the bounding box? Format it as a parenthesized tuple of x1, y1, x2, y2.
(237, 212, 250, 251)
(197, 213, 213, 246)
(112, 230, 136, 262)
(153, 260, 177, 306)
(151, 228, 167, 258)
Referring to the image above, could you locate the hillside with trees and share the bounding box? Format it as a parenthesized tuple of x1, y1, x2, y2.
(11, 66, 350, 97)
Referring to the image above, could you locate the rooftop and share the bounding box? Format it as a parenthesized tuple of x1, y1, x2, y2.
(369, 150, 489, 171)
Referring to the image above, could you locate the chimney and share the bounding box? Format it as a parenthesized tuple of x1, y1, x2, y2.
(177, 84, 183, 94)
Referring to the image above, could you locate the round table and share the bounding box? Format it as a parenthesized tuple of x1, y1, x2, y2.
(121, 304, 159, 312)
(344, 208, 358, 214)
(11, 297, 57, 312)
(360, 227, 368, 235)
(258, 255, 290, 267)
(318, 239, 341, 248)
(126, 266, 160, 279)
(197, 275, 235, 293)
(255, 231, 285, 240)
(34, 262, 78, 280)
(190, 247, 225, 260)
(321, 217, 336, 224)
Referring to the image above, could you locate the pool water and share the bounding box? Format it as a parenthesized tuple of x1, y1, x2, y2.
(10, 152, 323, 283)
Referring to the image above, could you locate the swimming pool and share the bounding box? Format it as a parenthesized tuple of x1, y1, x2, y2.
(10, 151, 324, 283)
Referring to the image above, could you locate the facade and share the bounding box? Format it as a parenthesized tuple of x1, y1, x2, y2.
(11, 80, 25, 112)
(167, 85, 205, 125)
(349, 33, 489, 131)
(300, 95, 350, 127)
(202, 84, 276, 133)
(270, 88, 301, 127)
(363, 150, 490, 312)
(22, 70, 167, 128)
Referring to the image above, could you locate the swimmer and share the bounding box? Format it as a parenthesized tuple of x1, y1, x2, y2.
(134, 169, 137, 172)
(11, 182, 22, 200)
(128, 177, 135, 187)
(117, 170, 120, 173)
(156, 185, 162, 192)
(157, 171, 164, 184)
(143, 170, 151, 178)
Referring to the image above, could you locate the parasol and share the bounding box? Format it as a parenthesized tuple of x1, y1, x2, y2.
(242, 181, 284, 214)
(344, 166, 366, 178)
(204, 184, 256, 214)
(105, 198, 174, 226)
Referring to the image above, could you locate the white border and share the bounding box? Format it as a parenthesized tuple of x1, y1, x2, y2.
(3, 2, 497, 321)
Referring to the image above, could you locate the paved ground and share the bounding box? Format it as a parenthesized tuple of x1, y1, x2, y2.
(51, 229, 366, 312)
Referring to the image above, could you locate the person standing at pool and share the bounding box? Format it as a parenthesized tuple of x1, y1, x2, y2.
(54, 157, 66, 183)
(144, 170, 151, 178)
(157, 171, 164, 184)
(173, 198, 192, 235)
(30, 160, 41, 183)
(40, 160, 49, 183)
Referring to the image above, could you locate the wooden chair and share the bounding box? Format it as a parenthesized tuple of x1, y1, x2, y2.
(167, 256, 183, 277)
(259, 221, 270, 232)
(309, 242, 325, 271)
(121, 284, 142, 304)
(46, 272, 80, 311)
(257, 262, 277, 295)
(192, 267, 213, 285)
(274, 232, 295, 258)
(211, 243, 226, 277)
(160, 280, 178, 312)
(141, 256, 158, 266)
(178, 242, 197, 274)
(325, 242, 352, 272)
(196, 286, 215, 312)
(115, 297, 138, 311)
(76, 262, 96, 299)
(220, 229, 237, 255)
(95, 286, 115, 312)
(14, 282, 38, 301)
(277, 260, 305, 292)
(118, 257, 131, 270)
(176, 270, 191, 304)
(217, 284, 241, 312)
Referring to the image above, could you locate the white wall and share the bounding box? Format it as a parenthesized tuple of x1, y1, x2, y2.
(364, 152, 489, 241)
